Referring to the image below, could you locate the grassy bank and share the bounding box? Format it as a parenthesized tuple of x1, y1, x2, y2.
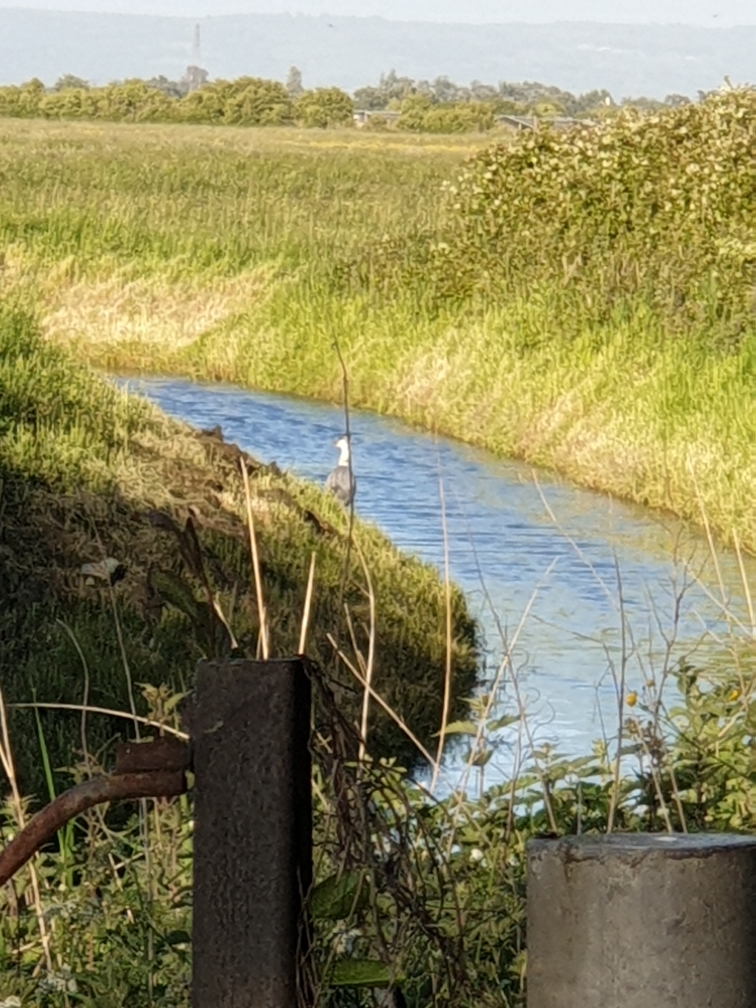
(0, 304, 477, 793)
(0, 114, 753, 557)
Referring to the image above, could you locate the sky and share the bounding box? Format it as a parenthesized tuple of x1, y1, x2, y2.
(0, 0, 754, 24)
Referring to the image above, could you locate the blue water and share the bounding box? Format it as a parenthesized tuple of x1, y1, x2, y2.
(117, 375, 755, 785)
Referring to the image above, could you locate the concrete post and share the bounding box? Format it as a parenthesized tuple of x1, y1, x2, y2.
(527, 833, 756, 1008)
(188, 659, 313, 1008)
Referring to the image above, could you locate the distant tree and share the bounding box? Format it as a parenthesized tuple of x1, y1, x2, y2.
(570, 88, 612, 115)
(221, 77, 293, 125)
(294, 87, 353, 127)
(533, 100, 565, 117)
(39, 86, 99, 119)
(53, 74, 90, 91)
(469, 80, 499, 102)
(621, 95, 664, 111)
(354, 70, 416, 110)
(379, 70, 416, 104)
(397, 95, 494, 133)
(286, 66, 304, 97)
(179, 77, 294, 126)
(429, 75, 460, 103)
(423, 102, 495, 133)
(96, 80, 171, 123)
(17, 78, 45, 117)
(395, 93, 433, 131)
(497, 79, 584, 115)
(0, 86, 19, 117)
(352, 85, 385, 110)
(177, 79, 228, 123)
(664, 93, 692, 107)
(146, 75, 187, 99)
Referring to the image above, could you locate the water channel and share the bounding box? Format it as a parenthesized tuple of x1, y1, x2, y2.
(118, 376, 755, 786)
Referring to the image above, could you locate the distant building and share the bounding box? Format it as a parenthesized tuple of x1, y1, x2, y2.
(496, 114, 597, 131)
(184, 65, 209, 93)
(183, 24, 208, 94)
(353, 109, 596, 130)
(353, 109, 401, 127)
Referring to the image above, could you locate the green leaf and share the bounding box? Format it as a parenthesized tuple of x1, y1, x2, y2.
(309, 871, 368, 921)
(164, 930, 191, 946)
(439, 720, 478, 737)
(151, 570, 202, 622)
(470, 748, 493, 766)
(488, 714, 520, 732)
(327, 958, 393, 988)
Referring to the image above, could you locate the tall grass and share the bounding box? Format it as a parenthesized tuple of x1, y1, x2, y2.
(0, 114, 753, 555)
(0, 557, 753, 1006)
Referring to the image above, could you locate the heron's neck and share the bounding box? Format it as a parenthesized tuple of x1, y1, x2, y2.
(338, 444, 350, 466)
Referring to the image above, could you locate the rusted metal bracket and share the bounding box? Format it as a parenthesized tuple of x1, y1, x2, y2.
(0, 736, 189, 887)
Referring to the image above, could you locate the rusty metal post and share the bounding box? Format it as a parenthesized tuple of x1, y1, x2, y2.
(188, 659, 312, 1008)
(527, 833, 756, 1008)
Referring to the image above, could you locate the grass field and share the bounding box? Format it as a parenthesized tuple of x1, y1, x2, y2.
(0, 116, 753, 558)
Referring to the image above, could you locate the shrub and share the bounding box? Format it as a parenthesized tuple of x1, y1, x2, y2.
(294, 86, 354, 128)
(0, 78, 45, 118)
(396, 93, 433, 131)
(368, 88, 756, 345)
(94, 80, 173, 122)
(217, 77, 294, 126)
(38, 87, 100, 119)
(397, 96, 495, 133)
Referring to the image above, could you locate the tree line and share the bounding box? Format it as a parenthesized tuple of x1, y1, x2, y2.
(0, 67, 701, 133)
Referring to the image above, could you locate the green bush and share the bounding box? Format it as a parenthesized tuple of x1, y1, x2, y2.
(440, 89, 756, 341)
(37, 87, 101, 119)
(93, 79, 173, 122)
(0, 75, 298, 128)
(421, 102, 495, 133)
(396, 93, 433, 131)
(214, 77, 294, 126)
(294, 86, 354, 128)
(397, 95, 495, 134)
(0, 77, 45, 117)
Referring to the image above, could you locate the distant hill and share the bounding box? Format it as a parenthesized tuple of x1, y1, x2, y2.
(1, 8, 754, 99)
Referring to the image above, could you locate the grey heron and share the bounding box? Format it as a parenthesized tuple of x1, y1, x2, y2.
(325, 435, 356, 507)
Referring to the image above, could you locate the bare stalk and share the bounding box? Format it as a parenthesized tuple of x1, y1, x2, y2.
(733, 530, 755, 640)
(446, 563, 559, 853)
(431, 477, 453, 794)
(354, 542, 377, 763)
(107, 583, 140, 741)
(240, 457, 270, 660)
(298, 551, 317, 655)
(606, 555, 628, 834)
(57, 619, 92, 778)
(688, 462, 727, 609)
(326, 633, 440, 773)
(10, 703, 188, 739)
(0, 681, 52, 969)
